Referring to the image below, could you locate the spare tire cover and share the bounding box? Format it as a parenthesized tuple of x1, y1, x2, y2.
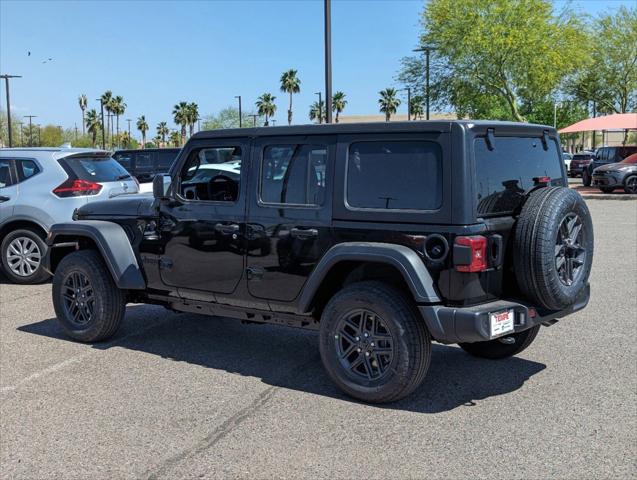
(513, 187, 593, 311)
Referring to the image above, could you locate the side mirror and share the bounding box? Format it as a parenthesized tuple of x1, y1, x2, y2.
(153, 174, 171, 199)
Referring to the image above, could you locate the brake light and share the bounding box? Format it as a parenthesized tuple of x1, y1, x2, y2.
(454, 235, 487, 272)
(53, 179, 102, 197)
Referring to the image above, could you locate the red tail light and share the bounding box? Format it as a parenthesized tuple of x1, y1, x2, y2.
(454, 235, 487, 272)
(53, 179, 102, 197)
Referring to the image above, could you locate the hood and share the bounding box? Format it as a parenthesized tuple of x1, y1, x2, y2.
(78, 194, 156, 218)
(594, 162, 630, 172)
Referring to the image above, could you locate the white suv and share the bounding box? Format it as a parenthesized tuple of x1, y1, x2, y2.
(0, 148, 139, 284)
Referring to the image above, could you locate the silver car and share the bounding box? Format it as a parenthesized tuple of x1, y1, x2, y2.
(0, 148, 139, 284)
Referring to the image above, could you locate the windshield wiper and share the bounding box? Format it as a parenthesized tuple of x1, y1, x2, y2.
(116, 173, 131, 180)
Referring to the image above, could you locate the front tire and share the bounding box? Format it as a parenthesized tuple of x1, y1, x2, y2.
(319, 281, 431, 403)
(1, 228, 50, 284)
(624, 175, 637, 194)
(459, 325, 540, 359)
(582, 169, 592, 187)
(52, 250, 125, 342)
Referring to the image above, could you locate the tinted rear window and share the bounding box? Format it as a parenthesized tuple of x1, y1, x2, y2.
(346, 141, 442, 210)
(475, 136, 564, 216)
(63, 156, 131, 182)
(157, 150, 179, 169)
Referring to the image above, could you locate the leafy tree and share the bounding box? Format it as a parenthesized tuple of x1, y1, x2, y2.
(120, 131, 132, 148)
(256, 93, 277, 126)
(309, 100, 325, 123)
(111, 96, 126, 147)
(332, 91, 347, 123)
(100, 90, 113, 143)
(85, 109, 101, 147)
(156, 121, 169, 146)
(78, 94, 87, 135)
(39, 125, 64, 147)
(201, 106, 260, 130)
(187, 102, 199, 137)
(136, 115, 149, 149)
(378, 88, 400, 121)
(280, 69, 301, 125)
(409, 95, 424, 120)
(169, 130, 181, 147)
(173, 101, 189, 144)
(400, 0, 587, 121)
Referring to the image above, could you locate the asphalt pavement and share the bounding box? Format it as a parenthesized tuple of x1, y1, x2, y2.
(1, 200, 635, 479)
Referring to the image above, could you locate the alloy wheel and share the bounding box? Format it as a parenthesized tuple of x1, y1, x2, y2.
(555, 213, 587, 286)
(61, 271, 95, 326)
(625, 176, 637, 194)
(6, 236, 41, 277)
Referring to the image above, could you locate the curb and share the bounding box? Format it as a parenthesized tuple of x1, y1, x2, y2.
(580, 194, 637, 201)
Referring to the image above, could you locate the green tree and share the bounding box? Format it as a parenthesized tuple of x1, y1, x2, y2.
(39, 125, 64, 147)
(111, 96, 126, 147)
(120, 130, 132, 148)
(332, 91, 347, 123)
(78, 94, 87, 135)
(187, 102, 199, 137)
(85, 109, 101, 147)
(169, 130, 181, 147)
(202, 106, 260, 130)
(378, 88, 401, 121)
(136, 115, 149, 149)
(409, 95, 424, 120)
(400, 0, 587, 121)
(309, 100, 325, 123)
(100, 90, 113, 143)
(256, 93, 277, 126)
(280, 69, 301, 125)
(156, 121, 169, 146)
(173, 101, 189, 144)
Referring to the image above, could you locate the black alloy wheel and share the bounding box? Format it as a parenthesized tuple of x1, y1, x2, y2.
(555, 213, 587, 287)
(61, 271, 96, 326)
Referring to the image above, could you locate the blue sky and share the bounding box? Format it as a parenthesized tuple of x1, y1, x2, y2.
(0, 0, 633, 133)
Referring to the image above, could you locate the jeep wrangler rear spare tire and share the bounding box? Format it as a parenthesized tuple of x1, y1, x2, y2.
(513, 187, 593, 311)
(52, 250, 126, 342)
(319, 281, 431, 403)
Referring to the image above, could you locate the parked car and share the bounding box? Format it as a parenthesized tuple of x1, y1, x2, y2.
(592, 152, 637, 194)
(569, 151, 595, 177)
(112, 148, 181, 192)
(562, 152, 572, 172)
(45, 121, 592, 403)
(582, 145, 637, 186)
(0, 148, 139, 284)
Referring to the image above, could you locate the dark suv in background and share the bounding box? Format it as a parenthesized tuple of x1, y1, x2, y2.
(582, 145, 637, 186)
(44, 121, 593, 403)
(569, 151, 595, 177)
(112, 148, 181, 184)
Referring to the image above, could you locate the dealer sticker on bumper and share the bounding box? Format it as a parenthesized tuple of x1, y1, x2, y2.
(490, 309, 515, 337)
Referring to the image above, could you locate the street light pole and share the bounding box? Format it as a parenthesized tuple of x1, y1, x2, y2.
(24, 115, 37, 147)
(96, 98, 105, 149)
(315, 92, 322, 124)
(235, 95, 242, 128)
(1, 74, 22, 147)
(413, 46, 436, 120)
(249, 114, 258, 127)
(324, 0, 333, 123)
(126, 118, 132, 137)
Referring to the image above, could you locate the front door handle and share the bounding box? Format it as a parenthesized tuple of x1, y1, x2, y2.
(215, 223, 240, 234)
(0, 195, 10, 203)
(290, 227, 318, 239)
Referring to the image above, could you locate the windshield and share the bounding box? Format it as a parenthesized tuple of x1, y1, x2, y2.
(63, 156, 131, 182)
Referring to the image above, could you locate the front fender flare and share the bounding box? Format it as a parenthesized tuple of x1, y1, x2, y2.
(298, 242, 441, 313)
(46, 220, 145, 290)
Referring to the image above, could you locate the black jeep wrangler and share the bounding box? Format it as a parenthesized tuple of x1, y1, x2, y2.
(45, 121, 593, 403)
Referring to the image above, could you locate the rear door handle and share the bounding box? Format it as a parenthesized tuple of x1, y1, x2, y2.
(0, 195, 10, 202)
(290, 227, 318, 239)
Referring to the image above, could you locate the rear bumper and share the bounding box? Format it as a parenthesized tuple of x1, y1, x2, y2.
(419, 284, 590, 344)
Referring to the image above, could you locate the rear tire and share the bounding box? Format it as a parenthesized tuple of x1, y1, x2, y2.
(459, 325, 540, 359)
(319, 281, 431, 403)
(624, 175, 637, 194)
(1, 228, 50, 284)
(582, 169, 592, 186)
(52, 250, 125, 342)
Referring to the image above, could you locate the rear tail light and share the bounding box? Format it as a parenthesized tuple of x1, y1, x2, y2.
(454, 235, 487, 272)
(53, 179, 102, 197)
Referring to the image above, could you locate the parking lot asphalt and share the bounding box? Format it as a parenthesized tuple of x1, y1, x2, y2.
(1, 200, 636, 480)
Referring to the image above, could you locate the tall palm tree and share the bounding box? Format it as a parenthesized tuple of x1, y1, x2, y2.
(169, 130, 181, 147)
(255, 93, 277, 126)
(187, 102, 199, 137)
(172, 101, 189, 144)
(136, 115, 149, 148)
(280, 69, 301, 125)
(120, 131, 131, 148)
(378, 88, 401, 122)
(111, 96, 126, 147)
(332, 91, 347, 123)
(100, 90, 113, 143)
(85, 109, 101, 147)
(78, 94, 88, 135)
(409, 96, 424, 120)
(157, 121, 169, 147)
(309, 100, 325, 123)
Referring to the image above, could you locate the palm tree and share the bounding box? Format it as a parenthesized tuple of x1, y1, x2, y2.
(111, 96, 126, 147)
(409, 96, 424, 120)
(157, 121, 169, 147)
(136, 115, 149, 148)
(256, 93, 277, 126)
(187, 102, 199, 137)
(172, 101, 189, 144)
(85, 109, 101, 147)
(332, 91, 347, 123)
(169, 130, 181, 147)
(120, 131, 131, 148)
(78, 94, 87, 135)
(100, 90, 113, 143)
(280, 69, 301, 125)
(309, 100, 325, 123)
(378, 88, 401, 122)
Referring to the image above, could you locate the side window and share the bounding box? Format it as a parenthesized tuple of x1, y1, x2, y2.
(179, 146, 242, 202)
(346, 141, 442, 210)
(260, 144, 327, 206)
(113, 153, 132, 170)
(0, 160, 13, 188)
(135, 152, 153, 170)
(157, 151, 177, 170)
(16, 160, 41, 182)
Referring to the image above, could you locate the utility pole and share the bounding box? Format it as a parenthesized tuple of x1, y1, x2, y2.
(324, 0, 333, 123)
(126, 118, 132, 137)
(249, 114, 258, 127)
(24, 115, 37, 146)
(413, 46, 436, 120)
(235, 95, 242, 128)
(96, 98, 105, 149)
(315, 92, 322, 124)
(74, 123, 78, 141)
(403, 87, 412, 121)
(1, 74, 22, 147)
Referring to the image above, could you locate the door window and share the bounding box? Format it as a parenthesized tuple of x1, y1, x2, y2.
(0, 160, 13, 187)
(16, 160, 41, 182)
(178, 146, 242, 202)
(260, 144, 327, 206)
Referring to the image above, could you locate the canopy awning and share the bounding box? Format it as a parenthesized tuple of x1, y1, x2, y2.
(558, 113, 637, 134)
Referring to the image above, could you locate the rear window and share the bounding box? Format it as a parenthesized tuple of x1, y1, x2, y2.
(63, 156, 131, 182)
(346, 141, 442, 210)
(157, 150, 178, 169)
(573, 153, 593, 160)
(475, 136, 564, 216)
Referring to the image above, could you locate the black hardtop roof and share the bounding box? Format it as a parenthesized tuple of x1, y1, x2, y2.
(191, 120, 555, 140)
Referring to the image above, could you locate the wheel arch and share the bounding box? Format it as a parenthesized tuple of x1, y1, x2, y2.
(0, 218, 48, 241)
